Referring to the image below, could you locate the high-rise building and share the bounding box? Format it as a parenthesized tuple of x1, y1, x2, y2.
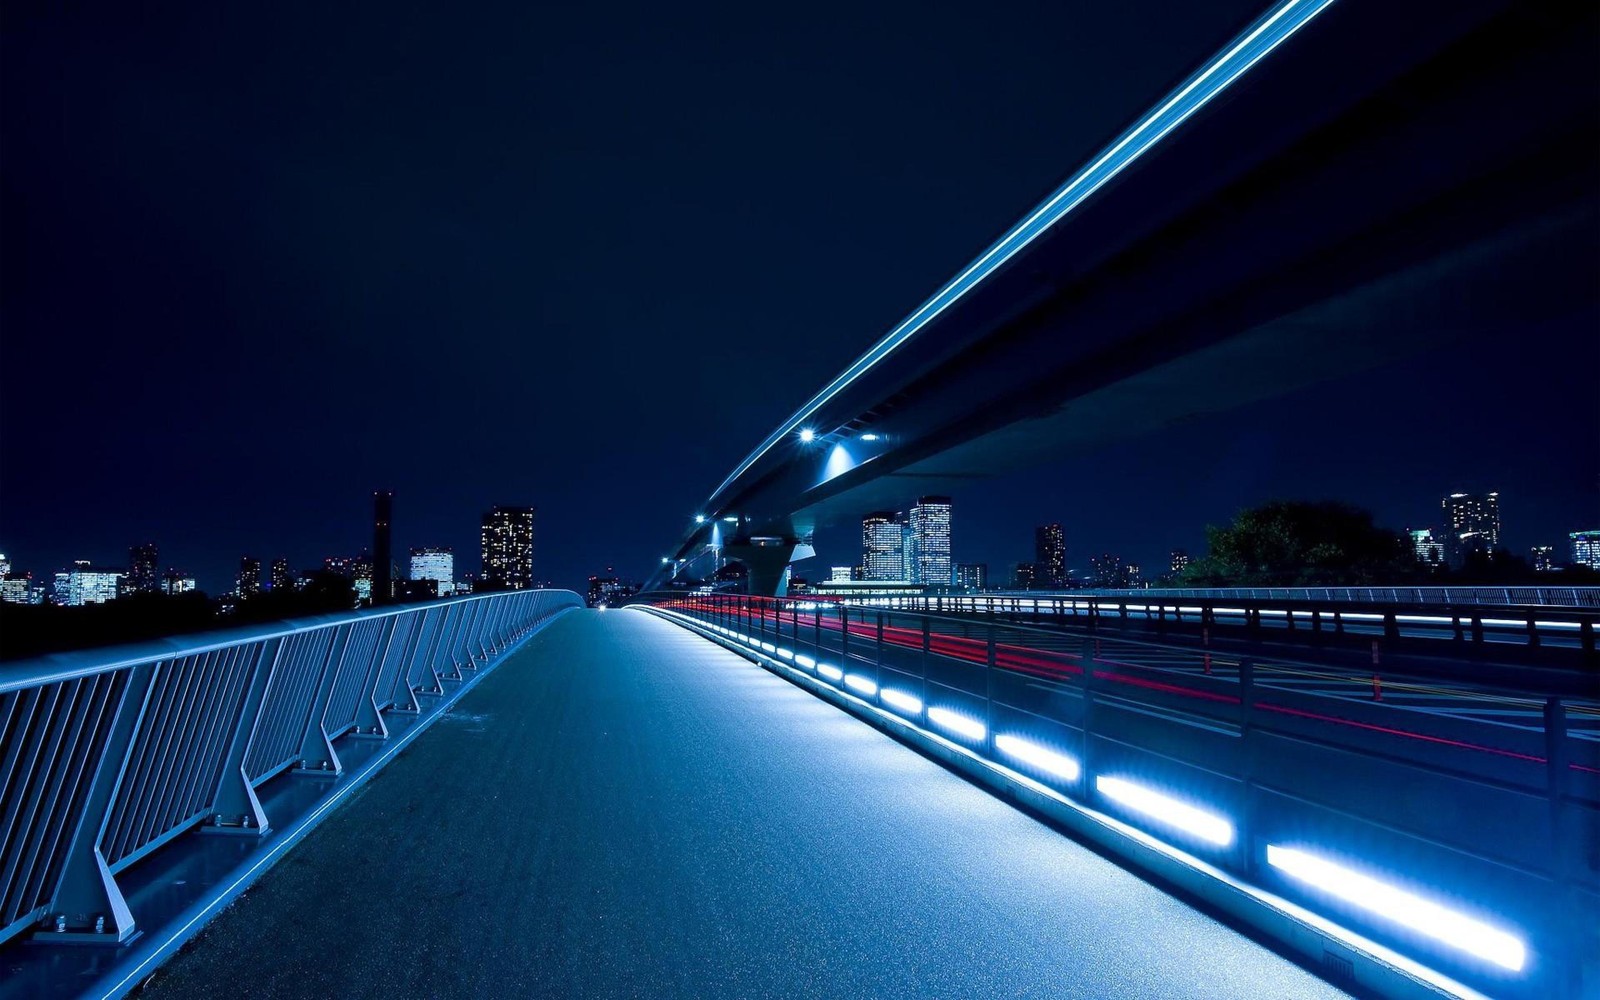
(1571, 530, 1600, 570)
(54, 560, 124, 606)
(127, 543, 159, 594)
(269, 557, 292, 592)
(1088, 554, 1127, 589)
(1407, 528, 1446, 570)
(162, 569, 197, 595)
(0, 572, 32, 605)
(237, 557, 262, 597)
(481, 505, 536, 590)
(861, 512, 906, 581)
(829, 566, 854, 583)
(1011, 562, 1037, 590)
(1169, 549, 1190, 576)
(956, 563, 988, 589)
(907, 496, 952, 586)
(1530, 546, 1556, 572)
(373, 491, 394, 604)
(1443, 492, 1501, 550)
(0, 553, 9, 577)
(410, 546, 454, 595)
(1035, 524, 1066, 588)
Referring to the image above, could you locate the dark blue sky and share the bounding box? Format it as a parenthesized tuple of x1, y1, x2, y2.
(3, 1, 1595, 593)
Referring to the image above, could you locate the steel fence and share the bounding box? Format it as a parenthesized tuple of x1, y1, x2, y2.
(646, 592, 1598, 1000)
(0, 588, 579, 948)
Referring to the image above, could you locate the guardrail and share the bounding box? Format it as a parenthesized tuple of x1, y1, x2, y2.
(1050, 586, 1600, 607)
(643, 592, 1598, 999)
(0, 588, 579, 950)
(847, 592, 1599, 666)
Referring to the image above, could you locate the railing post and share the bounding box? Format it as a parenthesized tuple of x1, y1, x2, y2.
(985, 619, 997, 753)
(1080, 636, 1096, 789)
(841, 604, 850, 662)
(1238, 657, 1259, 878)
(207, 638, 282, 836)
(46, 663, 158, 942)
(295, 625, 352, 777)
(921, 616, 931, 707)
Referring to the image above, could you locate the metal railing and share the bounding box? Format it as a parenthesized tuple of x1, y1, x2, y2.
(847, 592, 1600, 665)
(1051, 585, 1600, 607)
(0, 588, 579, 949)
(644, 592, 1598, 999)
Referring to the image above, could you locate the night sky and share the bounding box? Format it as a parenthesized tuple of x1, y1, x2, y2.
(3, 1, 1595, 594)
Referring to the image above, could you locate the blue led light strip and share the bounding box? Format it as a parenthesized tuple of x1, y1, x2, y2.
(708, 0, 1336, 505)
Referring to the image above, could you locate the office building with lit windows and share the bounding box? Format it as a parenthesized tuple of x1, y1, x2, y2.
(1035, 524, 1066, 588)
(1443, 492, 1501, 549)
(1572, 531, 1600, 570)
(862, 512, 906, 581)
(481, 505, 536, 589)
(410, 546, 455, 595)
(127, 543, 159, 594)
(956, 563, 988, 589)
(907, 496, 952, 586)
(237, 557, 263, 597)
(54, 561, 124, 606)
(269, 557, 292, 592)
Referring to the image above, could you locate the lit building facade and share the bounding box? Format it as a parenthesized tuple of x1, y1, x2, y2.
(861, 512, 906, 581)
(1443, 492, 1501, 550)
(1011, 562, 1037, 590)
(1169, 549, 1190, 575)
(128, 543, 159, 594)
(162, 569, 197, 595)
(1035, 524, 1066, 588)
(1, 572, 33, 604)
(1572, 531, 1600, 570)
(956, 563, 988, 589)
(1530, 546, 1556, 572)
(907, 496, 952, 586)
(1408, 528, 1446, 570)
(237, 557, 262, 597)
(410, 546, 455, 595)
(829, 566, 854, 583)
(481, 505, 536, 589)
(54, 561, 124, 606)
(269, 557, 292, 592)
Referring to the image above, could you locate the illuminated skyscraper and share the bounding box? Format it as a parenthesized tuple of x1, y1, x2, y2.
(269, 557, 292, 592)
(410, 546, 454, 595)
(861, 512, 906, 581)
(907, 496, 952, 586)
(128, 543, 159, 594)
(481, 505, 536, 589)
(1035, 524, 1066, 588)
(1572, 531, 1600, 570)
(237, 557, 262, 597)
(956, 563, 988, 589)
(55, 560, 123, 605)
(162, 569, 197, 595)
(1169, 549, 1190, 576)
(1443, 492, 1501, 549)
(373, 491, 394, 604)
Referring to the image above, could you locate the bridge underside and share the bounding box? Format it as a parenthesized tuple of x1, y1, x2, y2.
(133, 610, 1342, 999)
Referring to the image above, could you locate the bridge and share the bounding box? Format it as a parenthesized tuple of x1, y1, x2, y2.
(652, 0, 1599, 595)
(2, 586, 1596, 998)
(4, 0, 1597, 995)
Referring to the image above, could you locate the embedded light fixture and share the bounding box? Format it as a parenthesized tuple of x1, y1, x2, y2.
(1095, 776, 1233, 846)
(927, 707, 986, 742)
(1266, 846, 1527, 972)
(694, 514, 706, 523)
(994, 735, 1080, 781)
(859, 433, 880, 442)
(798, 428, 816, 443)
(880, 689, 923, 714)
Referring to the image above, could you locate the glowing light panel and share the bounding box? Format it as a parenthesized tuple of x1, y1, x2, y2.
(1267, 846, 1527, 972)
(995, 735, 1080, 781)
(880, 689, 923, 714)
(1095, 776, 1233, 846)
(817, 664, 844, 681)
(844, 674, 878, 696)
(928, 707, 986, 742)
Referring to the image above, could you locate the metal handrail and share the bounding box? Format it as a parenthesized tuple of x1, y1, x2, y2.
(643, 591, 1598, 997)
(0, 588, 580, 949)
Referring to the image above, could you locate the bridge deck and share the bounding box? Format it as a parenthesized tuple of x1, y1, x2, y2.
(142, 608, 1344, 998)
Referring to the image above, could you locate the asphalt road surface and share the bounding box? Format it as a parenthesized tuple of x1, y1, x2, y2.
(142, 608, 1347, 999)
